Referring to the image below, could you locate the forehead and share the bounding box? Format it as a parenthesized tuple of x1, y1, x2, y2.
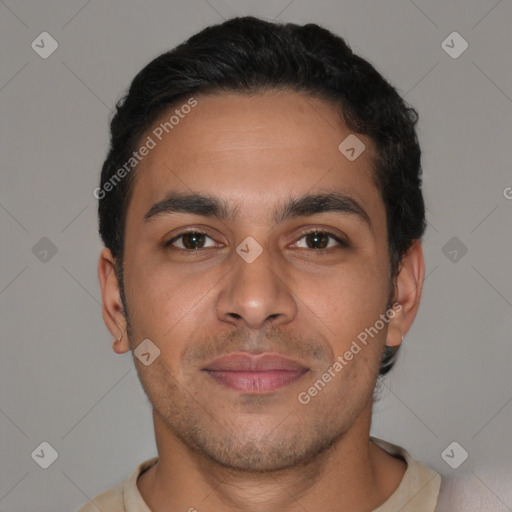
(127, 90, 384, 230)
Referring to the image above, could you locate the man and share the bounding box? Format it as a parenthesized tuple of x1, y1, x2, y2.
(80, 15, 444, 511)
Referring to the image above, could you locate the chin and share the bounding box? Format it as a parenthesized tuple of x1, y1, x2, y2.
(180, 418, 340, 473)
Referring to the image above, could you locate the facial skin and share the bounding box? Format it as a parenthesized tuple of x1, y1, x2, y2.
(98, 90, 425, 512)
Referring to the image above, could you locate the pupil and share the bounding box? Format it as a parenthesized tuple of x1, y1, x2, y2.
(184, 233, 204, 249)
(308, 232, 327, 249)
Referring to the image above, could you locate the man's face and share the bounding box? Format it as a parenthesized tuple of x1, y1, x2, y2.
(118, 91, 395, 471)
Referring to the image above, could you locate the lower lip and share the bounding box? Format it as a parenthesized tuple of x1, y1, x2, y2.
(204, 369, 308, 393)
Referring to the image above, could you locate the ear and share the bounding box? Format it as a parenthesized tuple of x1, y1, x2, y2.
(385, 239, 425, 347)
(98, 248, 130, 354)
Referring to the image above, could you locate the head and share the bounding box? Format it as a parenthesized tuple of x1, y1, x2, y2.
(98, 16, 425, 472)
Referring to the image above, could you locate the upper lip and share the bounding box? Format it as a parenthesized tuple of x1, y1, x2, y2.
(202, 353, 309, 372)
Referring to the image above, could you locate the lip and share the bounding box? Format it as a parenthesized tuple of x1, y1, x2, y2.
(202, 353, 309, 393)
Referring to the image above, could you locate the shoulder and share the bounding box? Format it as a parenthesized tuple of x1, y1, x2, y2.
(76, 481, 124, 511)
(76, 456, 158, 512)
(370, 436, 441, 512)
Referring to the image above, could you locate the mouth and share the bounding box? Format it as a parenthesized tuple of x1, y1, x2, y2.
(201, 352, 310, 393)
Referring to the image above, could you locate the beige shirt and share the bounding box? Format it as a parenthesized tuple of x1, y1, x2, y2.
(77, 437, 441, 512)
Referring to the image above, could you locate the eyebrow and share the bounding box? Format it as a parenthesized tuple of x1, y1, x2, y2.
(144, 191, 371, 228)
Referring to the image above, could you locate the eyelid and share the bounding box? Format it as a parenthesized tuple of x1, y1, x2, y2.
(164, 228, 221, 249)
(165, 227, 349, 251)
(292, 228, 350, 249)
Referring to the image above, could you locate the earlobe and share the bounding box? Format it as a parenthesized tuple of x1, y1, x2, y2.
(385, 321, 405, 347)
(112, 332, 129, 354)
(98, 248, 130, 354)
(385, 240, 425, 347)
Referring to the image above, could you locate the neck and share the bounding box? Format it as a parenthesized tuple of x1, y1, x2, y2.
(137, 405, 407, 512)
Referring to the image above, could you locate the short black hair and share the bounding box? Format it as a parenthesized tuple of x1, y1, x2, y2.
(98, 16, 426, 376)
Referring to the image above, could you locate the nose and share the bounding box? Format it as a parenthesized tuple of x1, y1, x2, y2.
(216, 242, 298, 330)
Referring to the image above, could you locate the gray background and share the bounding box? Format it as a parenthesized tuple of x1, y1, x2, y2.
(1, 1, 511, 511)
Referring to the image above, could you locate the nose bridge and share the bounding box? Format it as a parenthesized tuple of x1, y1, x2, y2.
(216, 236, 297, 329)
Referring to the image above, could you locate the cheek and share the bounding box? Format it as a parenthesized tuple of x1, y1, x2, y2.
(302, 259, 389, 351)
(124, 258, 218, 341)
(300, 261, 388, 327)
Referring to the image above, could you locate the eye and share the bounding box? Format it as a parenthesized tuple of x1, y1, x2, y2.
(165, 231, 219, 250)
(164, 229, 348, 252)
(293, 229, 349, 250)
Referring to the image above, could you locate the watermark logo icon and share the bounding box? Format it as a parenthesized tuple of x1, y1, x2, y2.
(338, 134, 366, 161)
(236, 236, 263, 263)
(134, 338, 161, 366)
(31, 441, 58, 469)
(441, 441, 468, 469)
(31, 32, 58, 59)
(442, 32, 468, 59)
(442, 236, 468, 263)
(32, 237, 58, 263)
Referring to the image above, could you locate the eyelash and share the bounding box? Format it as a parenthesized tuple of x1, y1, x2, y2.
(164, 229, 349, 252)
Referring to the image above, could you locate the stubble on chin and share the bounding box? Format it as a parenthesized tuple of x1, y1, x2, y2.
(135, 350, 377, 474)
